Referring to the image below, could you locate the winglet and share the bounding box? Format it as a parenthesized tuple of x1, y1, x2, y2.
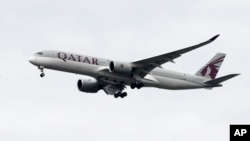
(210, 34, 220, 41)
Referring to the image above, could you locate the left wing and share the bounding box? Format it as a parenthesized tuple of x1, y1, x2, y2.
(133, 34, 220, 78)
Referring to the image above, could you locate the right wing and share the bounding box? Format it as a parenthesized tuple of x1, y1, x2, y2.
(133, 34, 220, 78)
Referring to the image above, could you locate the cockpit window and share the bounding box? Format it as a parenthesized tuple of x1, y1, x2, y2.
(36, 52, 43, 55)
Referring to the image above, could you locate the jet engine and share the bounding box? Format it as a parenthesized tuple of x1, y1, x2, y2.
(77, 78, 100, 93)
(109, 61, 133, 75)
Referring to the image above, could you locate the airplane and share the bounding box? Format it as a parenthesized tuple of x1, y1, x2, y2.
(29, 34, 239, 98)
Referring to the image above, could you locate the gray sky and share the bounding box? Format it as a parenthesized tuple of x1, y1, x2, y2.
(0, 0, 249, 141)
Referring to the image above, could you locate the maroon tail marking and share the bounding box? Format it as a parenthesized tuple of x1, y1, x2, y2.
(201, 56, 225, 79)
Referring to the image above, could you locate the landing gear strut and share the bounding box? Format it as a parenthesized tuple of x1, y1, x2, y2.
(114, 92, 127, 98)
(38, 66, 45, 77)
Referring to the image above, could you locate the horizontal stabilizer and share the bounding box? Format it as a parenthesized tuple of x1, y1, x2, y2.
(205, 74, 240, 85)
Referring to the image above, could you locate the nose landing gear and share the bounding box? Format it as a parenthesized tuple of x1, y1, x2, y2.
(38, 66, 45, 77)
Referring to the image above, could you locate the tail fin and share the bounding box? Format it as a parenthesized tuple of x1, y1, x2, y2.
(195, 53, 226, 80)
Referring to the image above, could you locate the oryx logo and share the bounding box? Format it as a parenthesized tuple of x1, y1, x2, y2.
(201, 56, 225, 79)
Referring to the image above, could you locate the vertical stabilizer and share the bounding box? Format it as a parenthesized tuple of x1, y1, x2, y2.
(195, 53, 226, 80)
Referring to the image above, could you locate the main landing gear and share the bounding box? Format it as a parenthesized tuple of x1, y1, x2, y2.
(130, 82, 144, 89)
(114, 92, 127, 98)
(38, 66, 45, 77)
(113, 82, 144, 98)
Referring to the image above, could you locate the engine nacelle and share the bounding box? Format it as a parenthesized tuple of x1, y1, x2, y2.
(77, 78, 100, 93)
(109, 61, 133, 75)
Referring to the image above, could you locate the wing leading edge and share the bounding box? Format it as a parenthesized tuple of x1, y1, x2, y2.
(133, 34, 220, 78)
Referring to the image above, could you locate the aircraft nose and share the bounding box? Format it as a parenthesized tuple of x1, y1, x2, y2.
(28, 56, 37, 65)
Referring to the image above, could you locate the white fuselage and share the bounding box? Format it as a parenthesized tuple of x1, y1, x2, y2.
(29, 50, 209, 90)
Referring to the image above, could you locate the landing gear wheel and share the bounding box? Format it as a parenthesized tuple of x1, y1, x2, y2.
(114, 92, 128, 98)
(40, 73, 45, 77)
(120, 92, 127, 98)
(114, 94, 119, 98)
(131, 83, 136, 89)
(131, 82, 144, 89)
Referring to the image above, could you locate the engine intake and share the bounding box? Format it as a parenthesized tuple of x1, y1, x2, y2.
(109, 61, 133, 75)
(77, 78, 100, 93)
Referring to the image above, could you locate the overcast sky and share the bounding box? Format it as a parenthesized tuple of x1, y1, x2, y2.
(0, 0, 249, 141)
